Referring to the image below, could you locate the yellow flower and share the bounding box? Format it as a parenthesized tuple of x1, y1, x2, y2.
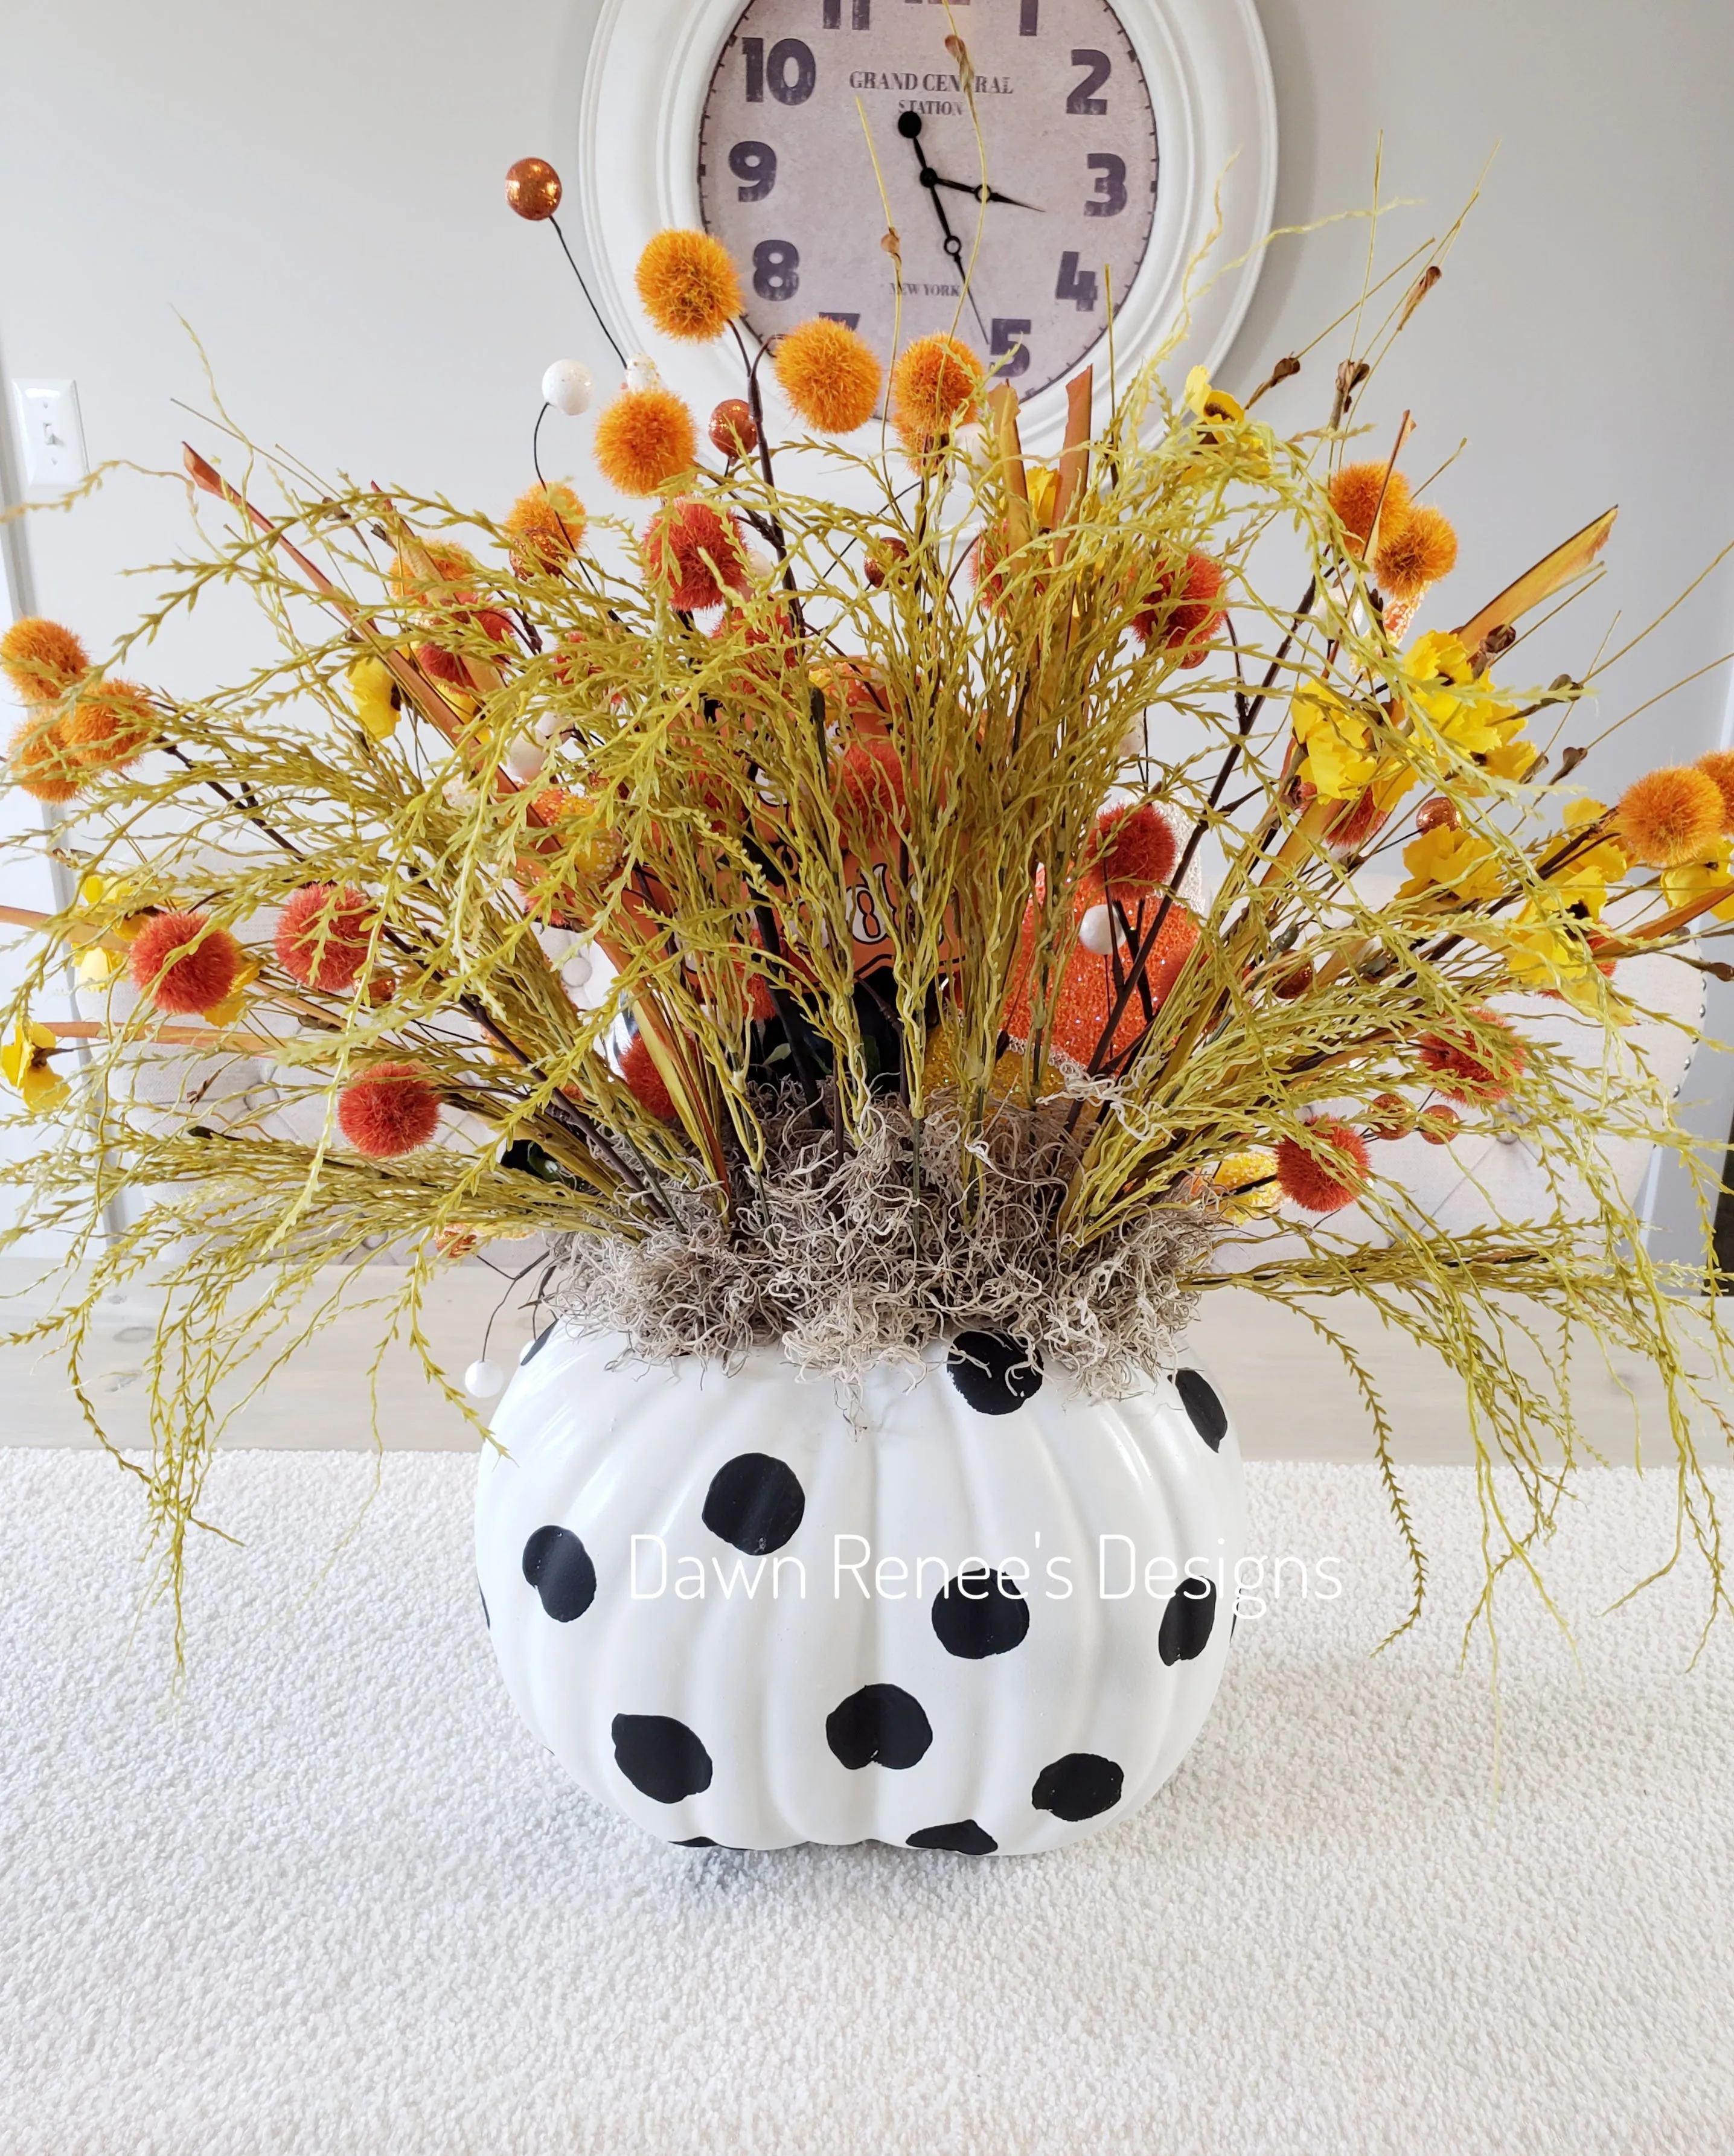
(1397, 822, 1508, 904)
(1291, 684, 1380, 801)
(1, 1022, 69, 1113)
(348, 656, 400, 740)
(201, 958, 261, 1028)
(1661, 846, 1734, 921)
(1211, 1148, 1281, 1223)
(1183, 367, 1244, 426)
(76, 945, 126, 987)
(1025, 466, 1060, 529)
(1401, 632, 1523, 760)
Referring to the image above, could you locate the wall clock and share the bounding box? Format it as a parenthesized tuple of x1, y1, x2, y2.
(574, 0, 1275, 458)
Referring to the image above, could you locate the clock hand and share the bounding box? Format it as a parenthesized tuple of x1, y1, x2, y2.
(927, 176, 1044, 213)
(896, 111, 990, 344)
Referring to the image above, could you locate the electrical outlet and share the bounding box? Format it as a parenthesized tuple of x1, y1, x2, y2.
(11, 379, 88, 489)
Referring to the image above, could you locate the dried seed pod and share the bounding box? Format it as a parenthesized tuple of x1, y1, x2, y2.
(1418, 1104, 1460, 1146)
(1415, 798, 1460, 834)
(1365, 1092, 1414, 1140)
(1272, 960, 1313, 1000)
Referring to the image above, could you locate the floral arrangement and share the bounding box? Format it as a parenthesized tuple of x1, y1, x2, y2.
(4, 165, 1730, 1649)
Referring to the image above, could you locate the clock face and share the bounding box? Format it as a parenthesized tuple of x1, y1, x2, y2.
(697, 0, 1159, 406)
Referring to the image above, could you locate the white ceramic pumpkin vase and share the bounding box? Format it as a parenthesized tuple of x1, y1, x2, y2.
(476, 1326, 1245, 1855)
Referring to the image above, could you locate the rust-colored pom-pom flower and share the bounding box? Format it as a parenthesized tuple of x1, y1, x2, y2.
(1095, 802, 1178, 891)
(775, 317, 882, 434)
(1133, 552, 1226, 666)
(274, 883, 376, 993)
(593, 387, 698, 497)
(1328, 462, 1412, 555)
(1616, 765, 1726, 867)
(7, 714, 82, 802)
(1, 617, 89, 703)
(504, 482, 586, 572)
(127, 910, 243, 1015)
(709, 398, 758, 460)
(642, 497, 750, 612)
(62, 680, 155, 769)
(635, 229, 743, 342)
(1418, 1008, 1528, 1104)
(890, 333, 984, 444)
(337, 1061, 442, 1157)
(836, 739, 906, 839)
(1695, 750, 1734, 834)
(621, 1033, 677, 1121)
(1274, 1118, 1369, 1212)
(1374, 504, 1458, 600)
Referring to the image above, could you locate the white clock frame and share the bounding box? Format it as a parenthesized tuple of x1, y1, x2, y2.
(576, 0, 1276, 461)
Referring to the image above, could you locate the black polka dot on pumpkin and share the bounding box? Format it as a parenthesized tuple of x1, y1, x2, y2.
(1159, 1575, 1217, 1665)
(907, 1819, 997, 1855)
(478, 1582, 490, 1630)
(612, 1713, 714, 1803)
(947, 1329, 1043, 1415)
(932, 1565, 1030, 1659)
(825, 1684, 933, 1770)
(674, 1836, 717, 1847)
(520, 1525, 597, 1622)
(702, 1452, 806, 1555)
(1174, 1367, 1227, 1451)
(520, 1324, 555, 1366)
(1032, 1752, 1124, 1821)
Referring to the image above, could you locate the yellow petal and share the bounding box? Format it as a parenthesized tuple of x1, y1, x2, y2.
(20, 1064, 69, 1113)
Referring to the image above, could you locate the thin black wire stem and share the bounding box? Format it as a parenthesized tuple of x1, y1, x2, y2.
(547, 214, 628, 369)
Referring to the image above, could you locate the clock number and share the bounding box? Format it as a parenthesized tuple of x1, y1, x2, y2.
(1084, 152, 1126, 217)
(729, 141, 778, 202)
(990, 318, 1032, 381)
(1055, 253, 1098, 312)
(743, 36, 816, 104)
(822, 0, 872, 23)
(753, 239, 802, 301)
(1019, 0, 1039, 32)
(740, 37, 814, 103)
(1066, 48, 1110, 115)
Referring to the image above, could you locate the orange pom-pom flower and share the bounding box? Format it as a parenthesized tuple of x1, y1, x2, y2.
(835, 738, 906, 840)
(643, 497, 750, 612)
(1133, 552, 1225, 666)
(275, 884, 376, 993)
(593, 387, 698, 497)
(1274, 1119, 1369, 1212)
(1, 617, 88, 703)
(61, 680, 155, 769)
(1417, 1009, 1528, 1104)
(7, 714, 81, 803)
(127, 910, 243, 1016)
(635, 229, 742, 342)
(1374, 505, 1458, 600)
(1695, 750, 1734, 834)
(1327, 462, 1412, 555)
(1094, 802, 1178, 891)
(337, 1061, 442, 1158)
(504, 482, 586, 572)
(1616, 765, 1726, 867)
(621, 1033, 677, 1121)
(890, 334, 984, 444)
(775, 318, 882, 433)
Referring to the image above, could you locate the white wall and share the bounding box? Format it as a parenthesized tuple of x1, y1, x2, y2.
(2, 0, 1732, 1246)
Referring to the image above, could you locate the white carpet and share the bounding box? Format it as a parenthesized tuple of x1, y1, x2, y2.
(4, 1451, 1732, 2156)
